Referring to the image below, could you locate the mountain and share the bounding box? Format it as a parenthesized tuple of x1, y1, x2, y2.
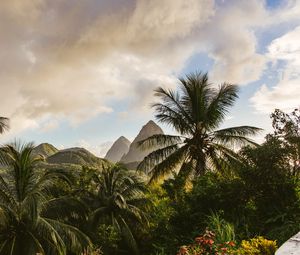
(32, 143, 58, 158)
(120, 120, 163, 165)
(47, 147, 108, 168)
(104, 136, 131, 163)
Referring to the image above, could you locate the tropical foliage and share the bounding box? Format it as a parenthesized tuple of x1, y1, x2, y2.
(1, 73, 299, 255)
(138, 72, 261, 183)
(87, 165, 149, 254)
(176, 229, 236, 255)
(0, 142, 90, 255)
(234, 237, 277, 255)
(0, 117, 9, 134)
(177, 232, 277, 255)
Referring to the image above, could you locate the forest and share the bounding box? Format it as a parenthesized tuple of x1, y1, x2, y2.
(0, 72, 299, 255)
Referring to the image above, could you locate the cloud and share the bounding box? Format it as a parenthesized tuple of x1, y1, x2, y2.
(0, 0, 215, 139)
(39, 118, 60, 133)
(0, 0, 299, 140)
(200, 0, 268, 85)
(251, 25, 300, 113)
(74, 139, 113, 157)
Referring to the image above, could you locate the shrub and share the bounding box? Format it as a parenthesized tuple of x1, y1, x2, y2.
(176, 229, 236, 255)
(234, 236, 277, 255)
(207, 212, 235, 244)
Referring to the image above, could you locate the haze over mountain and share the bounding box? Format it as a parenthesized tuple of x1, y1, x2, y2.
(120, 120, 163, 166)
(104, 136, 131, 163)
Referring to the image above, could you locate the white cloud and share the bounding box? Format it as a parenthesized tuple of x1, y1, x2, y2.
(74, 139, 113, 157)
(201, 0, 268, 85)
(251, 26, 300, 113)
(39, 118, 60, 132)
(0, 0, 214, 139)
(0, 0, 299, 140)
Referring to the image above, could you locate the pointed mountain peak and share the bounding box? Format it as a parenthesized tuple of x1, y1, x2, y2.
(137, 120, 163, 138)
(144, 120, 160, 128)
(117, 136, 131, 143)
(105, 136, 131, 163)
(120, 120, 164, 164)
(146, 120, 156, 125)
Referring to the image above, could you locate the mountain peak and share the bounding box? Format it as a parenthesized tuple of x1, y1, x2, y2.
(118, 136, 131, 142)
(105, 136, 131, 163)
(135, 120, 163, 142)
(120, 120, 164, 164)
(32, 143, 58, 158)
(145, 120, 156, 126)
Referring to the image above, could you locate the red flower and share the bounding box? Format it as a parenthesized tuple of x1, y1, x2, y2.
(207, 239, 214, 245)
(228, 241, 235, 247)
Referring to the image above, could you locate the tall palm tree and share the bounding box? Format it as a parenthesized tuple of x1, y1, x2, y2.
(0, 142, 90, 255)
(89, 165, 148, 254)
(0, 117, 9, 134)
(138, 72, 261, 183)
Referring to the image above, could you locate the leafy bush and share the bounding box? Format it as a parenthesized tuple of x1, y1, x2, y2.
(177, 229, 236, 255)
(207, 212, 235, 244)
(176, 232, 277, 255)
(234, 236, 277, 255)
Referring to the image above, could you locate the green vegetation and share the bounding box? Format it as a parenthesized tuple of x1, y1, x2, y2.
(0, 117, 9, 134)
(87, 165, 149, 254)
(32, 143, 59, 158)
(1, 72, 299, 254)
(138, 72, 261, 183)
(0, 142, 90, 254)
(47, 148, 109, 168)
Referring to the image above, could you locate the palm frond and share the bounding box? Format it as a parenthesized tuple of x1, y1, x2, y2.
(180, 72, 212, 124)
(214, 126, 262, 137)
(137, 134, 183, 150)
(43, 218, 91, 253)
(0, 117, 9, 134)
(137, 144, 180, 173)
(205, 83, 239, 129)
(213, 126, 262, 147)
(148, 145, 188, 183)
(153, 87, 194, 134)
(118, 216, 139, 255)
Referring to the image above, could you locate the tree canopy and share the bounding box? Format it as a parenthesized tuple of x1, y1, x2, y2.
(138, 72, 261, 183)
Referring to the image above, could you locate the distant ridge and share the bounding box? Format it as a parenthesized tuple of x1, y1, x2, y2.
(47, 147, 108, 168)
(120, 120, 163, 166)
(32, 143, 58, 158)
(105, 136, 131, 163)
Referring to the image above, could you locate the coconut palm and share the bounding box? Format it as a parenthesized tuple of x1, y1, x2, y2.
(89, 165, 148, 254)
(138, 72, 261, 183)
(0, 117, 9, 134)
(0, 142, 91, 255)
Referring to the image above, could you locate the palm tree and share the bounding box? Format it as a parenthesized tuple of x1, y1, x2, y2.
(0, 142, 90, 255)
(138, 72, 261, 183)
(89, 165, 148, 254)
(0, 117, 9, 134)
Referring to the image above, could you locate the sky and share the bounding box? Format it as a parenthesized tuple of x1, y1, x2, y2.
(0, 0, 299, 156)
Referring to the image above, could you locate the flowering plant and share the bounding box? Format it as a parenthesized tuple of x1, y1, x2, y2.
(233, 236, 277, 255)
(177, 229, 236, 255)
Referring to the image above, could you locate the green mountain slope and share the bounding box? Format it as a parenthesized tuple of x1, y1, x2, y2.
(32, 143, 59, 158)
(47, 147, 109, 168)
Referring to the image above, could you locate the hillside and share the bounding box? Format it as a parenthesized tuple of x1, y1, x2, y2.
(32, 143, 58, 158)
(47, 147, 108, 168)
